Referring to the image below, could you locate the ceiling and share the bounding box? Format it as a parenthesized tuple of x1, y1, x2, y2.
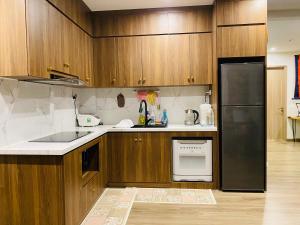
(268, 0, 300, 11)
(83, 0, 214, 11)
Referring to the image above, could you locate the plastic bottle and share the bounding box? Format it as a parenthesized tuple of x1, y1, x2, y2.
(161, 109, 168, 125)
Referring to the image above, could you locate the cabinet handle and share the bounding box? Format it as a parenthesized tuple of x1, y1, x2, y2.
(63, 63, 70, 68)
(188, 76, 191, 83)
(85, 77, 90, 82)
(112, 78, 117, 84)
(191, 76, 195, 83)
(134, 138, 138, 142)
(142, 79, 146, 84)
(47, 66, 53, 72)
(138, 138, 142, 142)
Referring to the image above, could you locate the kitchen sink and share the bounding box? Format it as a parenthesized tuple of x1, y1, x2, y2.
(132, 124, 167, 128)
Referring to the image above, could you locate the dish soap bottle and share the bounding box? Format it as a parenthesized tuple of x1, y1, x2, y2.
(161, 109, 168, 125)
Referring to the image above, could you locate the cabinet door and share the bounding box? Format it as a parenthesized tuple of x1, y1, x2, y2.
(27, 0, 64, 77)
(217, 25, 267, 58)
(167, 34, 190, 86)
(117, 36, 143, 87)
(140, 133, 171, 183)
(0, 0, 28, 76)
(109, 133, 140, 183)
(94, 38, 117, 87)
(141, 35, 169, 86)
(189, 33, 213, 85)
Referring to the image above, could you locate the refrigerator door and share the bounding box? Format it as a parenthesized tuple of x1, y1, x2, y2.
(221, 106, 265, 191)
(221, 63, 264, 106)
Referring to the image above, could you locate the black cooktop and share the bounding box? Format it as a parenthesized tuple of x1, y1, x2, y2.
(29, 131, 92, 143)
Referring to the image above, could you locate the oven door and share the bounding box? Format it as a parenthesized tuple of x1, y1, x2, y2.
(173, 140, 212, 176)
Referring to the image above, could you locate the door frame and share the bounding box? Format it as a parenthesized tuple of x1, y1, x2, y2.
(266, 66, 287, 140)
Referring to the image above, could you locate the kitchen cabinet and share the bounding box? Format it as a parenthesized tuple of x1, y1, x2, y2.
(117, 36, 143, 87)
(141, 35, 169, 87)
(94, 38, 117, 87)
(217, 0, 267, 26)
(189, 33, 213, 84)
(47, 0, 93, 35)
(93, 6, 213, 37)
(94, 33, 213, 87)
(27, 0, 93, 83)
(0, 0, 28, 77)
(168, 33, 212, 86)
(0, 135, 107, 225)
(168, 34, 190, 85)
(109, 132, 170, 183)
(217, 25, 267, 58)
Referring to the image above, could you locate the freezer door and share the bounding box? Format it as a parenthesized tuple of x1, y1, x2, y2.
(221, 106, 265, 191)
(221, 63, 264, 106)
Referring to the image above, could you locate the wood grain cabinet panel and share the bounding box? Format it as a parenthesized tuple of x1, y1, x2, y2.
(217, 25, 267, 58)
(217, 0, 267, 26)
(117, 37, 143, 87)
(94, 38, 117, 87)
(190, 33, 213, 84)
(93, 12, 117, 37)
(115, 12, 142, 36)
(0, 0, 28, 76)
(47, 0, 92, 34)
(140, 11, 169, 35)
(168, 6, 212, 33)
(167, 34, 190, 86)
(141, 35, 169, 86)
(26, 0, 50, 78)
(109, 133, 171, 183)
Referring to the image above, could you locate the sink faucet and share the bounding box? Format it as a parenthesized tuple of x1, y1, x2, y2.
(139, 100, 151, 126)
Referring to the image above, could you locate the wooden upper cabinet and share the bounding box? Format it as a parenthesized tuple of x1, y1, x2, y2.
(168, 6, 212, 33)
(190, 33, 213, 85)
(141, 35, 169, 87)
(167, 35, 190, 86)
(140, 11, 169, 35)
(94, 38, 117, 88)
(0, 0, 28, 76)
(217, 0, 267, 26)
(93, 6, 213, 37)
(47, 0, 93, 34)
(217, 25, 267, 58)
(117, 37, 143, 87)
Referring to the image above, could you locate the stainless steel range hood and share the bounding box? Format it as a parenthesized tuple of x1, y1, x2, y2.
(19, 70, 87, 88)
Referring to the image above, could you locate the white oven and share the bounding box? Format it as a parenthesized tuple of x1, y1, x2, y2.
(173, 138, 212, 182)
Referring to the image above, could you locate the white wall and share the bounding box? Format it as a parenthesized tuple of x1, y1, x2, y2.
(0, 79, 77, 147)
(268, 52, 300, 139)
(77, 86, 209, 125)
(0, 79, 208, 147)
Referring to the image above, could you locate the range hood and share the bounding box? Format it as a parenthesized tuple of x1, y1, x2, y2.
(19, 70, 87, 88)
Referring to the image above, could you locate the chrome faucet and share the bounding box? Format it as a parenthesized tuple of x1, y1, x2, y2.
(139, 100, 151, 126)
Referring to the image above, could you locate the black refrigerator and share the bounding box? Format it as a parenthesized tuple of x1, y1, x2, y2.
(219, 62, 266, 192)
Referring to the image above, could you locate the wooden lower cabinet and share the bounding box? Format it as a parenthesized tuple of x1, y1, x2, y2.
(109, 132, 170, 183)
(0, 135, 107, 225)
(108, 131, 218, 188)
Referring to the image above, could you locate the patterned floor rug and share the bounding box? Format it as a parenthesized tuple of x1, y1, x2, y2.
(81, 188, 216, 225)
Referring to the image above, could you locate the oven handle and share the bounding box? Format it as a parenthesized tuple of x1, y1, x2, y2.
(178, 152, 207, 157)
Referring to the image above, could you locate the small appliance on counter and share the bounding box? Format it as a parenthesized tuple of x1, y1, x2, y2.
(173, 138, 212, 182)
(77, 114, 102, 127)
(199, 104, 214, 126)
(184, 109, 199, 125)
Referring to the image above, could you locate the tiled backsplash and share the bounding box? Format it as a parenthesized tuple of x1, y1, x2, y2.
(78, 86, 210, 125)
(0, 79, 76, 147)
(0, 79, 209, 147)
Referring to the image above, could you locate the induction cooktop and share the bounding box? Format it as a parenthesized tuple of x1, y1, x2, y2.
(29, 131, 92, 143)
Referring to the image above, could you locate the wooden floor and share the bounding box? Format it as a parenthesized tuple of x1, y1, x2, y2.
(126, 141, 300, 225)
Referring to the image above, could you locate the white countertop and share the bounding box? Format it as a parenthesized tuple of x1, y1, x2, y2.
(0, 124, 217, 156)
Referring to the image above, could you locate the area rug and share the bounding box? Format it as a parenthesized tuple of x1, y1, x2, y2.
(81, 188, 136, 225)
(134, 188, 216, 205)
(81, 188, 216, 225)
